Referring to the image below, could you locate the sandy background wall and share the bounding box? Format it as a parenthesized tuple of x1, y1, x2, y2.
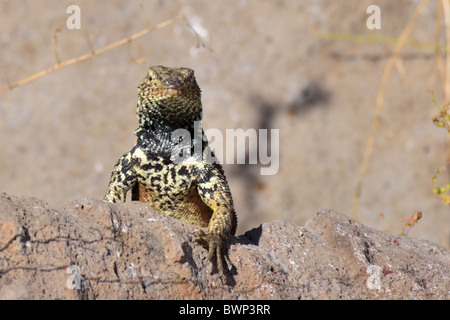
(0, 0, 448, 245)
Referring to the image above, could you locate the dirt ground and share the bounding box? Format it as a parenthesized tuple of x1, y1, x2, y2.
(0, 0, 449, 246)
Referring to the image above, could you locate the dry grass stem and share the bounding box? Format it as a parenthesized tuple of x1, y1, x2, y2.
(442, 0, 450, 167)
(0, 15, 182, 94)
(352, 0, 430, 220)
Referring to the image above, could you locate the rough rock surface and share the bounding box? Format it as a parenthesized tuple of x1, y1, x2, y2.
(0, 192, 448, 300)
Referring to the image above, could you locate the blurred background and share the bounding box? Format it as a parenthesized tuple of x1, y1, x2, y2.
(0, 0, 449, 246)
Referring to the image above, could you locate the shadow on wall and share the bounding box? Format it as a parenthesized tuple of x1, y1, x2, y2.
(229, 81, 331, 224)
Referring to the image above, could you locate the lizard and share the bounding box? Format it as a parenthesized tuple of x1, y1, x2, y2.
(103, 65, 237, 278)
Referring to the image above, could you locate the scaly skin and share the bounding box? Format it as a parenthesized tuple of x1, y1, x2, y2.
(104, 66, 237, 278)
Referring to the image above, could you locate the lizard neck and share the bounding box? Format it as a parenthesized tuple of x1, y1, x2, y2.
(137, 99, 203, 131)
(138, 117, 200, 134)
(134, 121, 205, 161)
(136, 116, 203, 146)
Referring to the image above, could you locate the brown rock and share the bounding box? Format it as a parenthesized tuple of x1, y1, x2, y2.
(0, 193, 448, 299)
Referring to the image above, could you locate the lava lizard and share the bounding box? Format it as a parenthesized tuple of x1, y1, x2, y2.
(104, 65, 237, 278)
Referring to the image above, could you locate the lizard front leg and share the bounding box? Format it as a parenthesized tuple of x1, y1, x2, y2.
(195, 164, 237, 278)
(104, 150, 137, 203)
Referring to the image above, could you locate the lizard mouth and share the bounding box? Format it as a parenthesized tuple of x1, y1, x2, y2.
(166, 87, 180, 97)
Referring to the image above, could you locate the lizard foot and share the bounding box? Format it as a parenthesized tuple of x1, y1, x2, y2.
(194, 229, 233, 281)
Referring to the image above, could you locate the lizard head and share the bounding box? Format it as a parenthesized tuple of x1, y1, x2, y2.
(137, 65, 202, 128)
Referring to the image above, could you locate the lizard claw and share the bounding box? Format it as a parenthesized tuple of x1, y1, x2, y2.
(194, 229, 233, 280)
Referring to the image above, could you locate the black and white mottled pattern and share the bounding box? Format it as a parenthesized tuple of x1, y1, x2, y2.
(104, 66, 237, 278)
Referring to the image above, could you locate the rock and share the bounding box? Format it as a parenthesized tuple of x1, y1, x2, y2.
(0, 192, 448, 299)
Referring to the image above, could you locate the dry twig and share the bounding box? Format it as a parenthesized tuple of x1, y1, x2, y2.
(352, 0, 430, 220)
(0, 15, 182, 94)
